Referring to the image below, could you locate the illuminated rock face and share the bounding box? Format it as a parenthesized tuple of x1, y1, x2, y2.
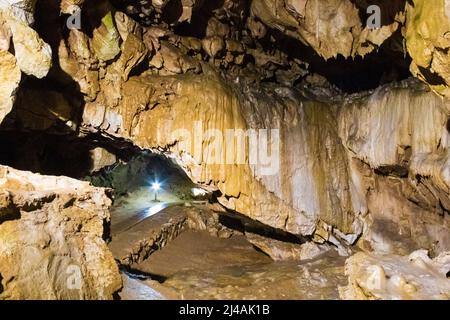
(82, 71, 450, 254)
(1, 0, 450, 300)
(339, 81, 450, 255)
(406, 0, 450, 97)
(81, 70, 356, 238)
(109, 0, 450, 98)
(0, 0, 51, 124)
(4, 0, 442, 250)
(0, 166, 121, 299)
(0, 51, 21, 124)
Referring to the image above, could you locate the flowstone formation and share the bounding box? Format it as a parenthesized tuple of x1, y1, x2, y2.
(0, 0, 449, 300)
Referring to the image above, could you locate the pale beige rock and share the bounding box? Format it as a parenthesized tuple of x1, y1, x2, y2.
(0, 0, 36, 24)
(202, 36, 225, 58)
(0, 190, 17, 221)
(245, 232, 331, 261)
(90, 147, 117, 173)
(81, 75, 450, 254)
(58, 36, 100, 101)
(60, 0, 85, 14)
(0, 166, 122, 300)
(340, 250, 450, 300)
(339, 80, 450, 254)
(5, 12, 52, 78)
(115, 11, 141, 42)
(86, 73, 314, 236)
(83, 102, 106, 128)
(2, 0, 450, 302)
(11, 0, 450, 257)
(0, 50, 21, 124)
(0, 16, 11, 51)
(104, 31, 148, 84)
(160, 42, 183, 74)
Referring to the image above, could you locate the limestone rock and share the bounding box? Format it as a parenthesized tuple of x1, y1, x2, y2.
(245, 232, 332, 261)
(406, 0, 450, 97)
(81, 74, 450, 254)
(92, 11, 121, 62)
(5, 12, 52, 78)
(6, 0, 450, 263)
(202, 36, 225, 58)
(251, 0, 403, 59)
(89, 147, 117, 173)
(0, 0, 36, 24)
(0, 50, 21, 124)
(339, 80, 450, 255)
(0, 15, 11, 51)
(340, 250, 450, 300)
(58, 35, 100, 101)
(0, 190, 18, 221)
(0, 166, 122, 299)
(115, 11, 141, 42)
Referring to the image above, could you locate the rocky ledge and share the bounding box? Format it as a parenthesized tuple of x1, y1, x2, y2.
(0, 166, 121, 299)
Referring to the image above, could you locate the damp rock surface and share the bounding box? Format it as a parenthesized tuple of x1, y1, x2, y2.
(133, 230, 348, 300)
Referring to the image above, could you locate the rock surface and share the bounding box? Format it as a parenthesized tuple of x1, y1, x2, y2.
(0, 166, 121, 299)
(21, 0, 441, 252)
(1, 0, 447, 254)
(109, 204, 236, 266)
(0, 51, 21, 124)
(340, 250, 450, 300)
(82, 71, 450, 256)
(406, 0, 450, 97)
(245, 232, 333, 261)
(1, 0, 450, 300)
(251, 0, 404, 59)
(5, 12, 52, 78)
(0, 0, 51, 123)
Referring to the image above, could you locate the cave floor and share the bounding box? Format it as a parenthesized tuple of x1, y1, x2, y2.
(110, 186, 347, 300)
(120, 230, 347, 300)
(110, 186, 185, 235)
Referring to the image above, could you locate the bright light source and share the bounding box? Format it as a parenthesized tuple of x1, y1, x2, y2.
(192, 188, 207, 197)
(151, 182, 161, 191)
(151, 181, 162, 202)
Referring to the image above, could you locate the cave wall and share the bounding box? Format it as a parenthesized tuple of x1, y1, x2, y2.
(83, 69, 450, 254)
(0, 0, 450, 300)
(0, 0, 449, 247)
